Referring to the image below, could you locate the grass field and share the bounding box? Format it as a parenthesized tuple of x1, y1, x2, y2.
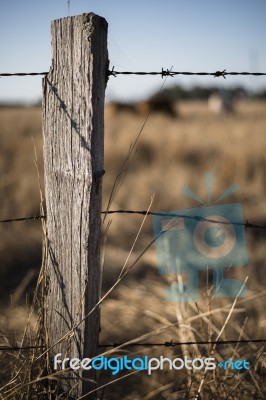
(0, 100, 266, 399)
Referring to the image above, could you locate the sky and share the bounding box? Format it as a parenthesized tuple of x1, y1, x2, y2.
(0, 0, 266, 103)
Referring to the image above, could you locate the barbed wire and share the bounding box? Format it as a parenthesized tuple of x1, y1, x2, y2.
(108, 68, 266, 79)
(0, 215, 45, 223)
(103, 210, 266, 230)
(0, 72, 48, 77)
(0, 344, 45, 351)
(1, 211, 266, 230)
(1, 69, 266, 79)
(1, 338, 266, 352)
(98, 338, 266, 348)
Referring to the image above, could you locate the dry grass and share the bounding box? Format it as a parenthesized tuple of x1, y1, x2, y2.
(0, 100, 266, 399)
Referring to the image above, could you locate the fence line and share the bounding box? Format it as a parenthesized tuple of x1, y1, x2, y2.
(107, 68, 266, 79)
(1, 56, 266, 368)
(0, 215, 45, 223)
(1, 211, 266, 230)
(0, 345, 46, 351)
(1, 338, 266, 352)
(1, 68, 266, 79)
(98, 338, 266, 348)
(0, 72, 48, 77)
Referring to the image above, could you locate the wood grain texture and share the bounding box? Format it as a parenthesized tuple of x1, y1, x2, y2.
(42, 13, 108, 398)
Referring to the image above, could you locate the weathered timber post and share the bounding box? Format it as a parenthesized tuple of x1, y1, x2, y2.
(42, 13, 108, 398)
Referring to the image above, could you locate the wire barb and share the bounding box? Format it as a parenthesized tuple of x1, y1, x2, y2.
(161, 68, 175, 78)
(214, 69, 227, 79)
(107, 66, 117, 78)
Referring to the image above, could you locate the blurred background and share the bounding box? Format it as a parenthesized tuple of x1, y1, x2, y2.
(1, 0, 266, 103)
(1, 1, 266, 399)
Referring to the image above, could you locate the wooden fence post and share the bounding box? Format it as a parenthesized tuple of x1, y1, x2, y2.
(42, 13, 108, 398)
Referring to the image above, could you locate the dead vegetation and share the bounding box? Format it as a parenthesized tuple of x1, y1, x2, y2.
(0, 100, 266, 399)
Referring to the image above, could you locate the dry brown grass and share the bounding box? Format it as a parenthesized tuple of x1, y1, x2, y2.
(0, 107, 43, 302)
(0, 100, 266, 399)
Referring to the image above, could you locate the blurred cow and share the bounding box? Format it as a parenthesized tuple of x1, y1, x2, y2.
(136, 98, 178, 118)
(106, 98, 178, 118)
(105, 101, 137, 116)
